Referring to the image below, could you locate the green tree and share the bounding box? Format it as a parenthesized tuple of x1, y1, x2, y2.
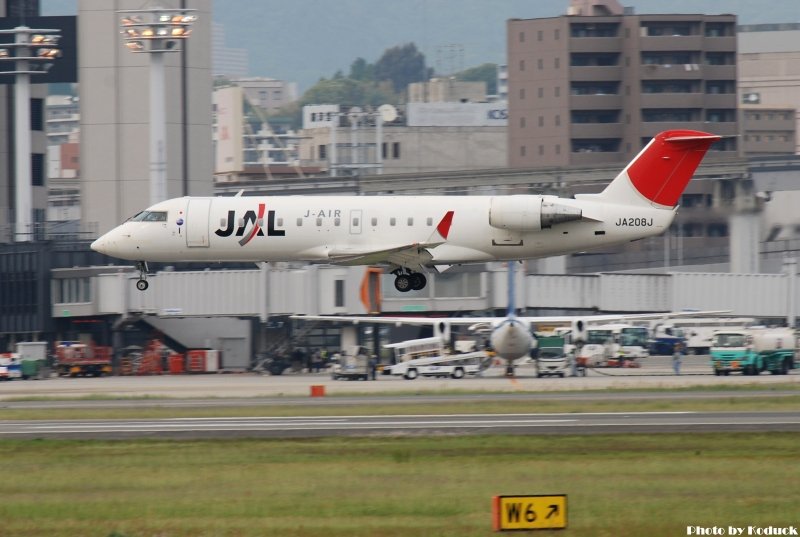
(349, 57, 375, 82)
(288, 77, 397, 122)
(455, 63, 498, 96)
(274, 42, 431, 130)
(374, 43, 432, 93)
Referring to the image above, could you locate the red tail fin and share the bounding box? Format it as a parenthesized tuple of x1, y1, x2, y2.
(626, 130, 721, 207)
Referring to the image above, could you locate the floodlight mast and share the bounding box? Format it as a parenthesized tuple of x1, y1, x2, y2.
(118, 7, 196, 206)
(0, 26, 61, 242)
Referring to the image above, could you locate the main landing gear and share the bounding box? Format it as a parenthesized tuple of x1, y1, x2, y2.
(135, 261, 149, 291)
(393, 269, 427, 292)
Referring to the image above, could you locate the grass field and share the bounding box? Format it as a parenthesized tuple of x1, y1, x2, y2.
(0, 433, 798, 537)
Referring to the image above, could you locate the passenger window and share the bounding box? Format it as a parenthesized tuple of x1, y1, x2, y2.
(371, 217, 377, 226)
(316, 218, 322, 226)
(407, 217, 414, 226)
(296, 218, 303, 227)
(390, 217, 396, 226)
(426, 217, 433, 226)
(334, 217, 341, 226)
(353, 218, 359, 227)
(277, 218, 284, 227)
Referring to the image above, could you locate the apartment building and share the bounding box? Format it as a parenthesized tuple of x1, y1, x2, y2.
(507, 3, 738, 168)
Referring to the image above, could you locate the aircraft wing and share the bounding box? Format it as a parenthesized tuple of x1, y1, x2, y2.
(325, 210, 455, 270)
(291, 310, 731, 327)
(327, 242, 440, 271)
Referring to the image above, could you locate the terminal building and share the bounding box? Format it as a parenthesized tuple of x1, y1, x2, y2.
(2, 0, 800, 368)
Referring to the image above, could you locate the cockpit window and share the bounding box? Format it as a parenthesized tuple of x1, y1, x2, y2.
(130, 211, 167, 222)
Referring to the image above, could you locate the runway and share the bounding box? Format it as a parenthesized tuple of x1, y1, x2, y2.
(2, 410, 799, 439)
(1, 356, 797, 439)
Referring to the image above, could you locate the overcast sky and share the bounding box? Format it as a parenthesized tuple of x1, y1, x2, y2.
(43, 0, 800, 92)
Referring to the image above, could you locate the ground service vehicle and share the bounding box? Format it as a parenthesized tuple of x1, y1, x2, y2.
(647, 322, 687, 355)
(579, 324, 649, 366)
(662, 317, 755, 354)
(534, 335, 568, 377)
(55, 343, 113, 377)
(0, 354, 21, 380)
(331, 346, 372, 380)
(386, 352, 487, 380)
(383, 337, 487, 379)
(16, 342, 48, 379)
(710, 328, 796, 376)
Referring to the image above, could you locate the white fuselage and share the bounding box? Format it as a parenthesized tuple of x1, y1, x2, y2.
(489, 318, 535, 362)
(93, 194, 675, 265)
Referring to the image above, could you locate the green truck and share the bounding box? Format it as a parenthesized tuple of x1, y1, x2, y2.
(710, 328, 796, 376)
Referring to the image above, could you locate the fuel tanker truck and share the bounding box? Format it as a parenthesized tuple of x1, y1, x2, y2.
(710, 328, 796, 376)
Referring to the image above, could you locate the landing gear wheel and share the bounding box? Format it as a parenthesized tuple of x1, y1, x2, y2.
(410, 273, 427, 291)
(135, 261, 149, 292)
(394, 274, 412, 293)
(393, 269, 428, 292)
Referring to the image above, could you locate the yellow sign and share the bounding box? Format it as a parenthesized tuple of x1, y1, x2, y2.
(492, 494, 567, 531)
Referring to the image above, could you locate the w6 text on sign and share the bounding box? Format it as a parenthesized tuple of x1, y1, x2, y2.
(492, 494, 567, 531)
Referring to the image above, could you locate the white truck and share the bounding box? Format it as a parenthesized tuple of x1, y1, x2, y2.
(660, 317, 755, 355)
(533, 334, 569, 378)
(578, 324, 649, 367)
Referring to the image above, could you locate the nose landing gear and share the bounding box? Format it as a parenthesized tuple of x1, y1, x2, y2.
(135, 261, 149, 291)
(393, 270, 427, 292)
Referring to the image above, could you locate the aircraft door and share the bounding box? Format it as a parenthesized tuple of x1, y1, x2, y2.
(186, 199, 211, 247)
(349, 209, 363, 235)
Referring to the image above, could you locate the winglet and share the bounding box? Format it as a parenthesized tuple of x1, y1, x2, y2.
(435, 210, 455, 240)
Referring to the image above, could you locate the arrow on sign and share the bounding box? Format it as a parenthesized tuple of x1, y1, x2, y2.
(547, 504, 559, 519)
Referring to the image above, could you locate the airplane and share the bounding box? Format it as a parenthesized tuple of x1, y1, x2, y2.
(291, 262, 728, 376)
(91, 129, 720, 291)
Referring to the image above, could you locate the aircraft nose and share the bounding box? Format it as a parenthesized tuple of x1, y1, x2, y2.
(91, 233, 119, 256)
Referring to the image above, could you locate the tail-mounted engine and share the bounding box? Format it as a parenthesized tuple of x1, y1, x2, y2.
(489, 195, 583, 232)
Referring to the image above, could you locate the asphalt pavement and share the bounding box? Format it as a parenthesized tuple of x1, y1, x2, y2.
(1, 355, 797, 400)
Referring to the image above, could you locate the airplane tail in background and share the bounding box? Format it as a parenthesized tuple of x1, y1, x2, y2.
(593, 130, 721, 209)
(507, 261, 516, 318)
